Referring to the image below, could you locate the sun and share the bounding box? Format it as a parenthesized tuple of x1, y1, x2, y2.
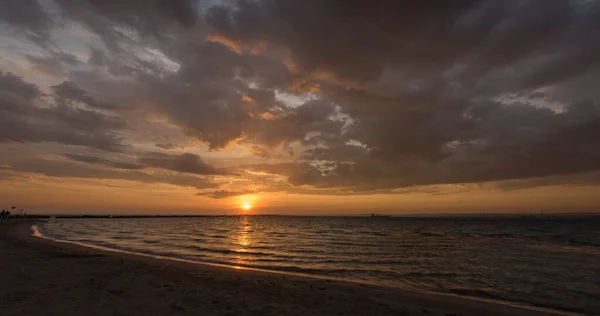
(236, 195, 257, 212)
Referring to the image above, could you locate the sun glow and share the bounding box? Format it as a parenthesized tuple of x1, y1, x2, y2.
(236, 195, 258, 213)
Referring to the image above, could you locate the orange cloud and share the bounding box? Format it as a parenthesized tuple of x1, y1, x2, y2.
(258, 112, 279, 120)
(242, 95, 255, 103)
(206, 34, 244, 54)
(206, 34, 268, 55)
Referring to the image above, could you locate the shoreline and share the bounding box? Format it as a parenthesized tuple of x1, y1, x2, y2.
(1, 220, 581, 316)
(30, 221, 581, 315)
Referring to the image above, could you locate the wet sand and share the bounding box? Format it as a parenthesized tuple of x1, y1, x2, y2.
(0, 220, 576, 316)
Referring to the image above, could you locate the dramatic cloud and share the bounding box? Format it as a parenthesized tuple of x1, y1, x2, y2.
(63, 153, 144, 170)
(52, 81, 117, 110)
(0, 0, 54, 47)
(64, 152, 224, 176)
(0, 72, 129, 151)
(202, 0, 600, 192)
(138, 153, 224, 175)
(7, 156, 217, 190)
(1, 0, 599, 198)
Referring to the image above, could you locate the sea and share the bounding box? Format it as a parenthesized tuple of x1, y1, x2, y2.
(34, 215, 600, 315)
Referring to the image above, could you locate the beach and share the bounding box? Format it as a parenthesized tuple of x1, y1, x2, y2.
(0, 220, 577, 316)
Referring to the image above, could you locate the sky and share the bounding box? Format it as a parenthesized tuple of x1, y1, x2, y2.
(0, 0, 599, 215)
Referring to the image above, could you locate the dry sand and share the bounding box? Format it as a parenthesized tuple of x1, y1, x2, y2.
(0, 220, 577, 316)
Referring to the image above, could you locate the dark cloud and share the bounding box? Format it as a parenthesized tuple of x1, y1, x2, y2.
(1, 0, 600, 195)
(52, 81, 117, 110)
(242, 97, 600, 191)
(25, 52, 81, 76)
(63, 151, 224, 176)
(63, 153, 144, 170)
(51, 0, 293, 150)
(54, 0, 201, 52)
(0, 72, 129, 152)
(207, 0, 485, 82)
(197, 190, 255, 199)
(488, 171, 600, 192)
(8, 157, 217, 190)
(241, 162, 325, 187)
(139, 153, 223, 175)
(241, 99, 341, 148)
(201, 0, 600, 192)
(155, 142, 183, 150)
(0, 0, 54, 47)
(0, 71, 41, 100)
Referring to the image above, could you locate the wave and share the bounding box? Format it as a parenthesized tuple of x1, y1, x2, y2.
(181, 245, 277, 257)
(111, 236, 136, 240)
(449, 288, 503, 300)
(415, 232, 445, 237)
(311, 259, 411, 265)
(355, 231, 390, 237)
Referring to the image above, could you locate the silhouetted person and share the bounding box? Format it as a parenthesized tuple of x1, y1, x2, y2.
(0, 210, 5, 223)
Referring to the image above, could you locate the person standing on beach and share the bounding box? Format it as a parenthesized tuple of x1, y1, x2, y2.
(0, 210, 5, 223)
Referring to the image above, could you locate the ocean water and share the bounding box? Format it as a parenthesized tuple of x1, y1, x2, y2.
(36, 216, 600, 314)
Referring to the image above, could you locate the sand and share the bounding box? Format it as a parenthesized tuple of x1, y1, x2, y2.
(0, 220, 577, 316)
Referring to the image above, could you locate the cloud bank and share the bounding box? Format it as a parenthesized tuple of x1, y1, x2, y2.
(1, 0, 599, 197)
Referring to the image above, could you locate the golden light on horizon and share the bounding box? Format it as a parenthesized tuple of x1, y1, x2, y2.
(236, 194, 258, 212)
